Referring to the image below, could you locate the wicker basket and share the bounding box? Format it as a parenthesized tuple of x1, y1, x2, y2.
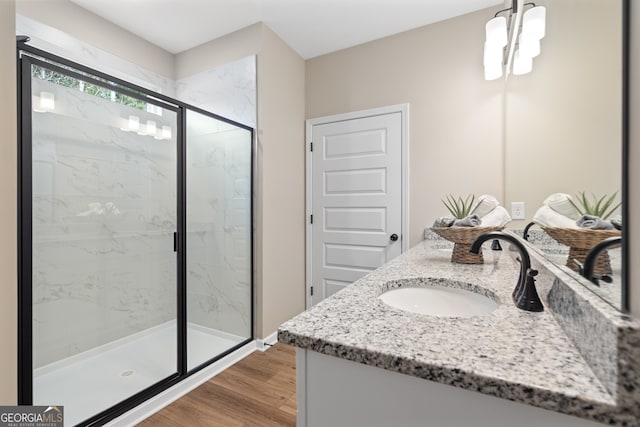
(430, 226, 505, 264)
(541, 227, 621, 276)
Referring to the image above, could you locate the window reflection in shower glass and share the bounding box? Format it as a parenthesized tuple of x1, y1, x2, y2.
(30, 64, 178, 426)
(186, 110, 252, 371)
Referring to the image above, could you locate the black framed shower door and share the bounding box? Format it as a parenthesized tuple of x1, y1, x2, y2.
(17, 40, 254, 427)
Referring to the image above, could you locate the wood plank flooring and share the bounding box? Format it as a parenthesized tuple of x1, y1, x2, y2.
(137, 343, 296, 427)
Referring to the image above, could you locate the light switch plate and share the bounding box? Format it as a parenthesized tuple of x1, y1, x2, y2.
(511, 202, 525, 220)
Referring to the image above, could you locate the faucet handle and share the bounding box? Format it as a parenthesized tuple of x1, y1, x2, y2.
(587, 274, 612, 287)
(570, 258, 608, 287)
(600, 274, 613, 283)
(514, 267, 544, 312)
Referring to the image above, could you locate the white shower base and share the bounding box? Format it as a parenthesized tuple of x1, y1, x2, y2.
(34, 322, 246, 426)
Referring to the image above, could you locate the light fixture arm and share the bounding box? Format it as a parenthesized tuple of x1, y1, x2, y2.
(504, 0, 525, 76)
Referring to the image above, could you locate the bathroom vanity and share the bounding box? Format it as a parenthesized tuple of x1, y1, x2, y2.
(278, 233, 640, 426)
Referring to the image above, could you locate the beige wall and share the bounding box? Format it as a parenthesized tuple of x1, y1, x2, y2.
(305, 2, 634, 314)
(0, 0, 17, 405)
(175, 23, 262, 79)
(305, 8, 504, 246)
(505, 0, 622, 228)
(256, 25, 306, 337)
(16, 0, 174, 79)
(629, 0, 639, 316)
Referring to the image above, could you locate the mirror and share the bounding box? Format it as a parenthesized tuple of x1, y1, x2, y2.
(504, 0, 627, 310)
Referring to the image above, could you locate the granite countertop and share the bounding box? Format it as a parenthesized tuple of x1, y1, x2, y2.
(278, 237, 640, 426)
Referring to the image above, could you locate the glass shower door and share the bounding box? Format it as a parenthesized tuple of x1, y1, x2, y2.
(185, 110, 252, 370)
(28, 60, 179, 426)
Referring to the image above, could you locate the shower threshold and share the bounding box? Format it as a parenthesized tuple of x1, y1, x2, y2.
(33, 322, 246, 426)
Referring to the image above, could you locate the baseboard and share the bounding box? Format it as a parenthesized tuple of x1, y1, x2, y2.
(255, 330, 278, 352)
(104, 340, 256, 426)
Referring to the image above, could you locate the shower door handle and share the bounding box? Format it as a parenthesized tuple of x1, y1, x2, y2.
(173, 232, 178, 252)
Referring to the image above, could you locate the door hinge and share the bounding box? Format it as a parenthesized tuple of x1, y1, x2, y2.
(310, 214, 313, 224)
(310, 286, 314, 296)
(310, 142, 313, 152)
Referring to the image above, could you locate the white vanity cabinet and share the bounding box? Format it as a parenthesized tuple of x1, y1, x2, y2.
(297, 348, 606, 427)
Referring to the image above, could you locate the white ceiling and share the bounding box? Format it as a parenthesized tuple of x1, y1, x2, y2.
(69, 0, 502, 59)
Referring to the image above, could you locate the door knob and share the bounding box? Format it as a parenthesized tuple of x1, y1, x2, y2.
(390, 234, 399, 242)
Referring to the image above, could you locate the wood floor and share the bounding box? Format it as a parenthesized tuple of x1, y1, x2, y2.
(137, 343, 296, 427)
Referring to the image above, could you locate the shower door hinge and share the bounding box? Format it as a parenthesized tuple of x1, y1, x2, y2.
(310, 214, 313, 224)
(310, 286, 314, 296)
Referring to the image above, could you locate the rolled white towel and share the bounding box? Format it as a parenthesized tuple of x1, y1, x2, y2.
(480, 206, 511, 227)
(533, 205, 580, 229)
(543, 193, 581, 220)
(474, 194, 500, 218)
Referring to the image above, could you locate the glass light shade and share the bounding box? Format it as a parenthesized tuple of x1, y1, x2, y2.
(146, 120, 157, 136)
(519, 33, 540, 58)
(128, 115, 140, 132)
(484, 64, 503, 81)
(513, 50, 533, 75)
(485, 16, 507, 48)
(40, 92, 55, 112)
(522, 6, 546, 40)
(483, 42, 503, 67)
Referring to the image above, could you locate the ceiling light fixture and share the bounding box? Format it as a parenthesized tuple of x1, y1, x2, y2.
(483, 0, 546, 81)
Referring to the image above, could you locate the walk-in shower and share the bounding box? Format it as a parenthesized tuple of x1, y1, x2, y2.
(17, 41, 253, 426)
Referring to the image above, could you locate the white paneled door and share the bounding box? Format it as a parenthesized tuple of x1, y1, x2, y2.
(309, 110, 404, 306)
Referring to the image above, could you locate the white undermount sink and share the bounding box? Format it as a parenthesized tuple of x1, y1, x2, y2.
(378, 283, 499, 318)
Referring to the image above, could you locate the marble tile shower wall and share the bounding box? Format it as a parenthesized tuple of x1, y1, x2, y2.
(32, 79, 178, 368)
(186, 127, 252, 338)
(17, 14, 257, 127)
(178, 56, 255, 341)
(17, 15, 176, 96)
(20, 16, 257, 367)
(175, 55, 257, 128)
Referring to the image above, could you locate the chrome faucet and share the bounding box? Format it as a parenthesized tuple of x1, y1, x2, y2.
(470, 231, 544, 312)
(581, 236, 622, 285)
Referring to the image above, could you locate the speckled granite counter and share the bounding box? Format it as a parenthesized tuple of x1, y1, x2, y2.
(278, 235, 640, 426)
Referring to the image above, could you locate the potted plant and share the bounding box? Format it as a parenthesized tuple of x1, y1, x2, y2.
(431, 194, 505, 264)
(568, 191, 621, 220)
(542, 192, 621, 277)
